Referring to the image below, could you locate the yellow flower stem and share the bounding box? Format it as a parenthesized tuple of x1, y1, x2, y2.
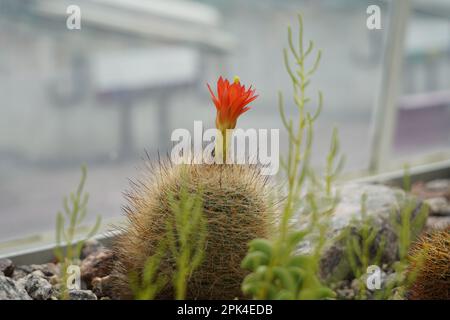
(215, 128, 231, 163)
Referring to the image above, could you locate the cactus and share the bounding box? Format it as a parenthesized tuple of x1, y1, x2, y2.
(407, 228, 450, 300)
(110, 160, 275, 299)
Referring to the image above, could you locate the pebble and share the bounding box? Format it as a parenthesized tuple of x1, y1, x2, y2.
(17, 273, 53, 300)
(0, 258, 14, 277)
(69, 289, 98, 300)
(426, 216, 450, 231)
(13, 263, 59, 280)
(0, 275, 31, 300)
(412, 179, 450, 200)
(425, 179, 450, 193)
(425, 197, 450, 216)
(81, 249, 114, 285)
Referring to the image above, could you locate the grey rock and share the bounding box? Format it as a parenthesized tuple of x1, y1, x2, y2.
(30, 263, 60, 277)
(350, 278, 364, 293)
(68, 289, 97, 300)
(15, 265, 34, 274)
(31, 270, 46, 278)
(425, 179, 450, 193)
(426, 216, 450, 231)
(0, 275, 31, 300)
(425, 197, 450, 216)
(12, 268, 28, 280)
(17, 274, 53, 300)
(0, 258, 14, 277)
(300, 183, 426, 283)
(336, 288, 355, 300)
(13, 263, 59, 280)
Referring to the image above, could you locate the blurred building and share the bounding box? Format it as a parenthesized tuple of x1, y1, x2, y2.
(0, 0, 449, 246)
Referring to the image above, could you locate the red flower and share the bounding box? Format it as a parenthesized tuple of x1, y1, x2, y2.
(207, 76, 258, 131)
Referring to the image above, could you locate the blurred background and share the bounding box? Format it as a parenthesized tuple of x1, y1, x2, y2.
(0, 0, 449, 252)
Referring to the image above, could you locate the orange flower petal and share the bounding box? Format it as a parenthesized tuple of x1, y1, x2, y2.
(207, 76, 257, 130)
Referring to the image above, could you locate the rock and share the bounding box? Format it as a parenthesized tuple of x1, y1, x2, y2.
(301, 183, 426, 283)
(31, 263, 60, 277)
(412, 180, 450, 200)
(336, 288, 355, 300)
(31, 270, 46, 278)
(426, 216, 450, 231)
(0, 275, 31, 300)
(81, 249, 114, 285)
(0, 258, 14, 277)
(91, 275, 114, 298)
(12, 267, 29, 280)
(81, 240, 104, 260)
(350, 278, 363, 293)
(424, 197, 450, 216)
(68, 289, 97, 300)
(17, 274, 53, 300)
(425, 179, 450, 193)
(14, 265, 34, 274)
(13, 263, 59, 280)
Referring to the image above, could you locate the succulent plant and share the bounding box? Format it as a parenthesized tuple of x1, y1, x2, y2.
(110, 160, 275, 299)
(407, 227, 450, 300)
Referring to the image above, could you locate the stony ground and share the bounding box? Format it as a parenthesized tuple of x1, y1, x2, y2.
(0, 240, 114, 300)
(0, 178, 449, 300)
(332, 178, 450, 300)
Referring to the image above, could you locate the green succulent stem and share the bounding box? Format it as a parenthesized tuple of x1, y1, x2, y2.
(54, 164, 102, 300)
(241, 13, 342, 300)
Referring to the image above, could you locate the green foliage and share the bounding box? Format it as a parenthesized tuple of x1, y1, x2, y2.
(325, 128, 345, 197)
(373, 167, 428, 299)
(167, 186, 207, 299)
(343, 193, 386, 299)
(392, 199, 428, 263)
(54, 164, 102, 299)
(339, 165, 428, 300)
(241, 13, 342, 300)
(130, 238, 170, 300)
(130, 184, 207, 300)
(394, 165, 428, 264)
